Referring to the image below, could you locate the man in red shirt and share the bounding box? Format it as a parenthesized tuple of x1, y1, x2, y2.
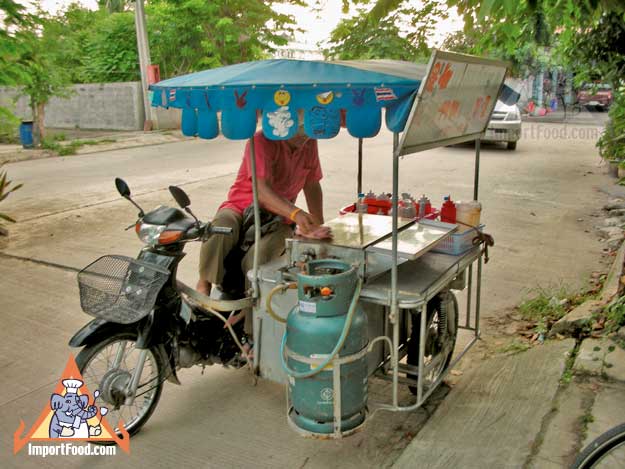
(196, 127, 324, 299)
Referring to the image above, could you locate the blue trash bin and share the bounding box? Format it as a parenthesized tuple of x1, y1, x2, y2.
(19, 121, 34, 148)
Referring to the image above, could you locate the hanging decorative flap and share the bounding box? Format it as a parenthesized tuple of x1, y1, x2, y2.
(150, 59, 427, 140)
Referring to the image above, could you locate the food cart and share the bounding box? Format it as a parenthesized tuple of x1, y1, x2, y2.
(150, 50, 511, 439)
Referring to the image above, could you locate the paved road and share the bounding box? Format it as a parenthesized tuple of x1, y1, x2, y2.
(0, 122, 611, 467)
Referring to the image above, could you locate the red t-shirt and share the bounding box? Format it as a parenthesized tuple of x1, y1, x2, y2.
(219, 132, 322, 215)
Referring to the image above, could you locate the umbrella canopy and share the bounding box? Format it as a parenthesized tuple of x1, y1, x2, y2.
(149, 59, 426, 141)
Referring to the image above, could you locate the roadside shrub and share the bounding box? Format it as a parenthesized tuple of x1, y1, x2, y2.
(0, 108, 20, 144)
(0, 163, 23, 232)
(597, 86, 625, 162)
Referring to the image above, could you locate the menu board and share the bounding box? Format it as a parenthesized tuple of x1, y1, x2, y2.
(398, 50, 509, 156)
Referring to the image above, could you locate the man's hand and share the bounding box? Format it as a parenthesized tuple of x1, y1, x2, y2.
(294, 210, 317, 234)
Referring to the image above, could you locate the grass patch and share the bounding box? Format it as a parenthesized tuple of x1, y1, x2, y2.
(580, 411, 595, 441)
(604, 296, 625, 333)
(519, 285, 571, 322)
(49, 132, 67, 142)
(518, 284, 600, 336)
(41, 137, 116, 156)
(499, 339, 531, 355)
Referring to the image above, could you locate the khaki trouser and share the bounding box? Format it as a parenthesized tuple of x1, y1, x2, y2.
(199, 208, 293, 334)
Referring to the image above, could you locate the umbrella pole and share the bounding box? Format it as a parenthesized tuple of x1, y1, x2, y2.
(473, 138, 481, 201)
(391, 132, 400, 408)
(249, 136, 261, 299)
(357, 138, 363, 194)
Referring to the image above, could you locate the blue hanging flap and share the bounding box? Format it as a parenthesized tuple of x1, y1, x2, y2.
(149, 59, 426, 140)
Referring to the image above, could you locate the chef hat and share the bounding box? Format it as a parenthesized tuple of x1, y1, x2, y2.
(62, 379, 83, 395)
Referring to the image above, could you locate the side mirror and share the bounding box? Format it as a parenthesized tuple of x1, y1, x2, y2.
(115, 177, 144, 217)
(115, 178, 131, 198)
(169, 185, 191, 209)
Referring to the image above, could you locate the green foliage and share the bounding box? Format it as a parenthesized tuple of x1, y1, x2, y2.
(324, 0, 446, 61)
(0, 107, 19, 144)
(12, 10, 76, 144)
(82, 12, 140, 83)
(41, 137, 117, 156)
(16, 0, 301, 85)
(518, 285, 571, 323)
(598, 87, 625, 162)
(498, 339, 530, 355)
(0, 0, 29, 87)
(98, 0, 130, 14)
(147, 0, 301, 77)
(0, 163, 23, 225)
(604, 295, 625, 333)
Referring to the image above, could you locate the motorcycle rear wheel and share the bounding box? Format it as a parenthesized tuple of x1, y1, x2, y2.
(407, 293, 459, 396)
(76, 332, 166, 439)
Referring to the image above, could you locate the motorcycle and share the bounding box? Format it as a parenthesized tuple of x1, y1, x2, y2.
(70, 178, 253, 438)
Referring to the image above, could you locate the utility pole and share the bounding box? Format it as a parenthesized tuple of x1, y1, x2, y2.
(134, 0, 153, 130)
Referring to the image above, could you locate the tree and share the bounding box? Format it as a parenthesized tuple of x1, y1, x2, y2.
(1, 0, 29, 139)
(83, 11, 140, 82)
(17, 13, 73, 145)
(98, 0, 130, 14)
(146, 0, 303, 77)
(0, 0, 28, 86)
(324, 0, 446, 61)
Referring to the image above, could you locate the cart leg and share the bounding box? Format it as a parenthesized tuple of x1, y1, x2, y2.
(392, 310, 400, 407)
(466, 265, 473, 328)
(476, 256, 482, 337)
(417, 304, 426, 405)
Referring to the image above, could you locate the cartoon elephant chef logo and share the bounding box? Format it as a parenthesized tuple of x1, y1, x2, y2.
(13, 355, 130, 454)
(49, 379, 105, 439)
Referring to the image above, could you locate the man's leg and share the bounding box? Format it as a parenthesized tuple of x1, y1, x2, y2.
(197, 208, 242, 295)
(240, 223, 294, 335)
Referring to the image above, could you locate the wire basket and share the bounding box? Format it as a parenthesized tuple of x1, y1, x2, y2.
(431, 225, 485, 256)
(77, 255, 170, 324)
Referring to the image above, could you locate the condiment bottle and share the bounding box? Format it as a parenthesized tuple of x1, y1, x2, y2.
(440, 195, 457, 223)
(356, 193, 368, 214)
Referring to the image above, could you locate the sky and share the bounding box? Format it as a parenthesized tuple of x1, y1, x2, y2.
(29, 0, 463, 48)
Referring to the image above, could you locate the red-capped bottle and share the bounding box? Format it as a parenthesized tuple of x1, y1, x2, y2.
(440, 196, 457, 223)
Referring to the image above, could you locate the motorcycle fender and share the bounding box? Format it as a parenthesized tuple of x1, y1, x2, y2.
(68, 319, 136, 348)
(69, 319, 181, 385)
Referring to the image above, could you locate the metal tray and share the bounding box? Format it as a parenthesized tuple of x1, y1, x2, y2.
(366, 219, 457, 260)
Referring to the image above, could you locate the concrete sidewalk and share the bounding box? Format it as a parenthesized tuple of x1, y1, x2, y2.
(0, 129, 188, 165)
(393, 339, 575, 468)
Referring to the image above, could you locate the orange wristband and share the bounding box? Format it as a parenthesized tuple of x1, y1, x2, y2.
(289, 207, 302, 222)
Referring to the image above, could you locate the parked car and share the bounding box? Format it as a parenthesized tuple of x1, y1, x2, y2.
(483, 100, 522, 150)
(577, 83, 613, 111)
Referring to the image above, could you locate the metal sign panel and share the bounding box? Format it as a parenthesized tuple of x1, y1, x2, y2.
(397, 50, 509, 157)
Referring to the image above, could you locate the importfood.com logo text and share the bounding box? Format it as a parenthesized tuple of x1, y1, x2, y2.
(522, 124, 601, 141)
(28, 443, 116, 458)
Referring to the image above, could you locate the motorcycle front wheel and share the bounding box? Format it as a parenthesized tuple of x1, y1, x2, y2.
(76, 332, 166, 439)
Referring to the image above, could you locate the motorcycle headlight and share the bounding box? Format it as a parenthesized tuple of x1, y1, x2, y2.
(504, 108, 521, 121)
(136, 222, 166, 246)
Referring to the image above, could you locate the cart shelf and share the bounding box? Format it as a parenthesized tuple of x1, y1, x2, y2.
(360, 246, 482, 309)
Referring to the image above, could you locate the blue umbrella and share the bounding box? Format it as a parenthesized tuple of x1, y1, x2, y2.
(149, 59, 427, 140)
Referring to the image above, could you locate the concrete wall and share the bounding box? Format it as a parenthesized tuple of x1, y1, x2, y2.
(0, 82, 179, 131)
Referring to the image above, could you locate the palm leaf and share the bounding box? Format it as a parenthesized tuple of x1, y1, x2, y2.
(0, 212, 16, 223)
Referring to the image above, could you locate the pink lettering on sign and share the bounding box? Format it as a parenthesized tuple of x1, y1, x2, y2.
(425, 62, 454, 93)
(437, 99, 461, 120)
(472, 96, 492, 119)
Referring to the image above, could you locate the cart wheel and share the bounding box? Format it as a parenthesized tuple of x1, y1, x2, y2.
(407, 292, 458, 396)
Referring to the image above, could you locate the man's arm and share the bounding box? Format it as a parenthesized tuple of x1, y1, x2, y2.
(257, 179, 317, 233)
(303, 180, 324, 225)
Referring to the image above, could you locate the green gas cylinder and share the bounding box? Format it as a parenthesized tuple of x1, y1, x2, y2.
(282, 259, 368, 436)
